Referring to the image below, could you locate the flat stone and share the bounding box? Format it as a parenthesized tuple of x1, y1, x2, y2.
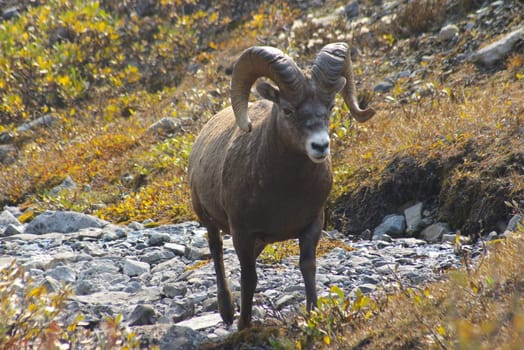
(164, 242, 186, 256)
(0, 210, 20, 226)
(2, 224, 23, 236)
(0, 232, 66, 241)
(175, 313, 223, 331)
(123, 258, 150, 276)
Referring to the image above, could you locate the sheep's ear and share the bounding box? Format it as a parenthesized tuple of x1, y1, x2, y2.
(256, 81, 280, 104)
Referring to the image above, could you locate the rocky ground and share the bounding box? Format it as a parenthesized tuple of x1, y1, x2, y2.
(1, 207, 522, 349)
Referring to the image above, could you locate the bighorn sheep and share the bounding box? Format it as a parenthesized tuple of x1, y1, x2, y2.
(188, 42, 375, 330)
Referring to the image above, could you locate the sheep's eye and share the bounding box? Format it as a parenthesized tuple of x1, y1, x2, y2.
(282, 107, 294, 117)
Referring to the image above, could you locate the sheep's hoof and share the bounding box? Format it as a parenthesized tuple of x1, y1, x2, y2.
(218, 291, 235, 325)
(237, 318, 251, 331)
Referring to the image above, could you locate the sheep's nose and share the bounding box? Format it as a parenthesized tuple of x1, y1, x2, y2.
(311, 140, 329, 153)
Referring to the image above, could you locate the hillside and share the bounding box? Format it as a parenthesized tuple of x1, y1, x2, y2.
(0, 0, 522, 235)
(0, 0, 523, 349)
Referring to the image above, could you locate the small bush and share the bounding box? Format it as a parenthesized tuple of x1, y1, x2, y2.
(394, 0, 446, 36)
(0, 260, 142, 349)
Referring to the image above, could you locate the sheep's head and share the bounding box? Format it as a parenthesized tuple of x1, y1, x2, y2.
(231, 43, 375, 164)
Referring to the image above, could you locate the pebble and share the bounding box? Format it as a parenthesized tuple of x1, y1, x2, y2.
(438, 24, 459, 42)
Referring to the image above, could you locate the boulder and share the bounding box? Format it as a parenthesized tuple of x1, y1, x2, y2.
(25, 211, 108, 234)
(472, 27, 523, 66)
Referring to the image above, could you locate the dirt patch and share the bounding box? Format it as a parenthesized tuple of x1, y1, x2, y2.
(331, 132, 524, 237)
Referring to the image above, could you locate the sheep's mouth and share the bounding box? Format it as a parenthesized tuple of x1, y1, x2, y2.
(308, 153, 329, 163)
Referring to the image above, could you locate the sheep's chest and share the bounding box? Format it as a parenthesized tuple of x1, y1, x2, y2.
(224, 162, 332, 237)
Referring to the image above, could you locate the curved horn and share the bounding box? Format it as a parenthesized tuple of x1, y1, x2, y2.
(312, 43, 375, 122)
(231, 46, 306, 132)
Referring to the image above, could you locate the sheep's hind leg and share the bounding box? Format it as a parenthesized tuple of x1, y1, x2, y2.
(298, 217, 322, 312)
(207, 225, 234, 325)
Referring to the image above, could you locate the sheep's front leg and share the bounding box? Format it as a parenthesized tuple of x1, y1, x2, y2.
(299, 216, 322, 312)
(207, 225, 234, 325)
(233, 233, 257, 330)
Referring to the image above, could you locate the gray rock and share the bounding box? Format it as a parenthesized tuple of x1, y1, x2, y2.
(356, 283, 377, 293)
(1, 232, 66, 242)
(2, 224, 23, 236)
(2, 7, 20, 20)
(49, 176, 77, 196)
(169, 300, 195, 323)
(506, 214, 523, 232)
(0, 144, 16, 164)
(438, 24, 459, 41)
(45, 265, 76, 283)
(77, 259, 120, 279)
(442, 233, 469, 244)
(404, 202, 423, 234)
(185, 246, 210, 260)
(123, 258, 150, 276)
(372, 233, 393, 242)
(146, 117, 183, 138)
(141, 249, 176, 265)
(124, 281, 143, 293)
(275, 293, 298, 308)
(41, 276, 61, 293)
(0, 210, 20, 226)
(373, 214, 406, 238)
(374, 80, 394, 93)
(147, 232, 172, 246)
(101, 224, 128, 241)
(420, 223, 450, 243)
(75, 280, 101, 295)
(128, 304, 157, 326)
(175, 313, 223, 331)
(25, 211, 107, 234)
(472, 27, 523, 66)
(159, 325, 207, 350)
(128, 221, 145, 230)
(164, 242, 186, 256)
(151, 258, 186, 275)
(162, 283, 187, 298)
(17, 114, 59, 133)
(344, 1, 359, 19)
